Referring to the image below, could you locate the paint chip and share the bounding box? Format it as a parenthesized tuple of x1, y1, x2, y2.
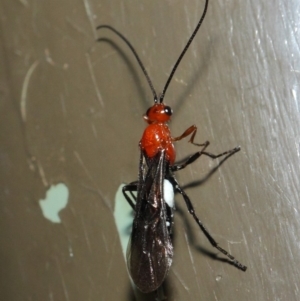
(39, 183, 69, 223)
(113, 184, 134, 259)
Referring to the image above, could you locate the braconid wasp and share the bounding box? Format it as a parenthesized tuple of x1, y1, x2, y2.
(97, 0, 247, 294)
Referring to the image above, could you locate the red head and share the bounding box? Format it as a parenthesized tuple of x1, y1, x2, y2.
(144, 103, 173, 124)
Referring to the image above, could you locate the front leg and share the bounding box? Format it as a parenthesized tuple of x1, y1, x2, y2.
(172, 125, 209, 147)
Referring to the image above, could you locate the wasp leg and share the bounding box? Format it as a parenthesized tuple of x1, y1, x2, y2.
(171, 146, 240, 172)
(122, 181, 138, 210)
(168, 175, 247, 271)
(172, 125, 209, 147)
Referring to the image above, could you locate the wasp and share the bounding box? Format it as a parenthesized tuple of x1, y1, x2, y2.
(97, 0, 247, 294)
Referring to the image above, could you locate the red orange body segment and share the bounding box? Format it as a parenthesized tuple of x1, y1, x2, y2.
(140, 103, 176, 164)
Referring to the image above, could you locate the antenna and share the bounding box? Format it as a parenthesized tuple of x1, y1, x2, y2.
(160, 0, 209, 103)
(96, 0, 209, 104)
(96, 25, 158, 102)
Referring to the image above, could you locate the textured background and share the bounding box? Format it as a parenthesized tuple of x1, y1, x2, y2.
(0, 0, 299, 300)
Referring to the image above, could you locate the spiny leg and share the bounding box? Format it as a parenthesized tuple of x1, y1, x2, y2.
(171, 146, 240, 172)
(122, 181, 138, 210)
(168, 175, 247, 271)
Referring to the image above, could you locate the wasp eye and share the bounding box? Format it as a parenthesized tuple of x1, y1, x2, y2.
(164, 106, 173, 116)
(146, 107, 151, 116)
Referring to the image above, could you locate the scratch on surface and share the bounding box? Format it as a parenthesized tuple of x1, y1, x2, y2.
(27, 156, 37, 171)
(171, 269, 190, 291)
(81, 183, 112, 211)
(45, 49, 69, 70)
(98, 192, 112, 212)
(55, 257, 71, 301)
(213, 290, 219, 301)
(37, 159, 48, 187)
(80, 215, 92, 252)
(174, 77, 188, 86)
(227, 239, 244, 245)
(86, 53, 104, 107)
(60, 93, 67, 118)
(101, 50, 117, 60)
(45, 48, 55, 66)
(91, 123, 98, 138)
(20, 60, 39, 122)
(102, 232, 109, 252)
(184, 233, 195, 266)
(66, 17, 91, 38)
(204, 105, 216, 140)
(106, 234, 117, 278)
(48, 291, 54, 301)
(245, 186, 251, 206)
(68, 244, 74, 258)
(242, 231, 249, 249)
(184, 232, 201, 292)
(74, 151, 95, 184)
(74, 151, 112, 211)
(83, 0, 97, 39)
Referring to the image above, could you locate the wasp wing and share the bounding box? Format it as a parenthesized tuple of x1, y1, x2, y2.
(127, 150, 173, 293)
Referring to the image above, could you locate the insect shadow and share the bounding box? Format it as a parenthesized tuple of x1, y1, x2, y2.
(97, 36, 215, 115)
(97, 37, 149, 108)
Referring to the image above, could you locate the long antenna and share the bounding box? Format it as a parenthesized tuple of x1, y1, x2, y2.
(96, 25, 158, 102)
(96, 0, 209, 104)
(159, 0, 209, 103)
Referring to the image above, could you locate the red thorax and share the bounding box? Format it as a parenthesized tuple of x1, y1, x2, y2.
(140, 103, 176, 165)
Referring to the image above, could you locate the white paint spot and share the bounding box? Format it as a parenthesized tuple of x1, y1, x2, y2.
(39, 183, 69, 223)
(164, 179, 174, 208)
